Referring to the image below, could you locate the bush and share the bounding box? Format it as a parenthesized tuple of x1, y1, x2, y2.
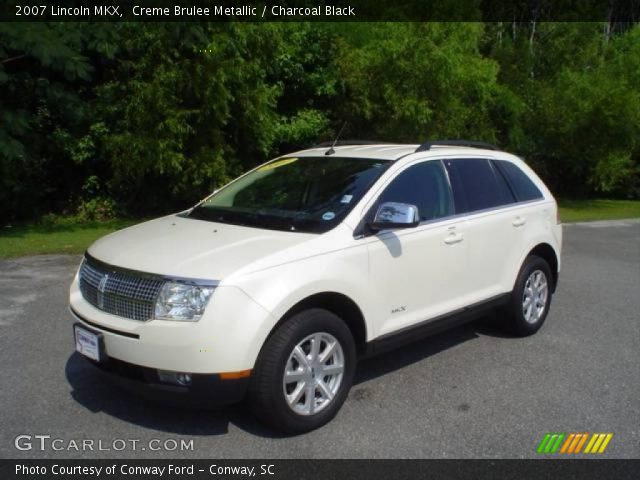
(76, 197, 118, 222)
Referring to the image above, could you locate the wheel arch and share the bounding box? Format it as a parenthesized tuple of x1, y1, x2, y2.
(267, 292, 368, 356)
(527, 243, 559, 292)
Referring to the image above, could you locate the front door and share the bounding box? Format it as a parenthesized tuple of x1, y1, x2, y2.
(364, 160, 469, 337)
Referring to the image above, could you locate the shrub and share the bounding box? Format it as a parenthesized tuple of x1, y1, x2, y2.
(76, 197, 118, 222)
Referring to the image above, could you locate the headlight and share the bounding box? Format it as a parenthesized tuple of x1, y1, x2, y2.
(154, 282, 214, 321)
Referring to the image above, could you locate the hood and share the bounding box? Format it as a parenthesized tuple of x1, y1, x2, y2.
(87, 214, 316, 281)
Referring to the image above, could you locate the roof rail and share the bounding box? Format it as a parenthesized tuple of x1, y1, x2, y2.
(314, 140, 392, 148)
(415, 140, 499, 152)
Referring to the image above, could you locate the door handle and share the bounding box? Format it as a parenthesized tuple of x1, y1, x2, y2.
(444, 232, 464, 245)
(512, 216, 527, 227)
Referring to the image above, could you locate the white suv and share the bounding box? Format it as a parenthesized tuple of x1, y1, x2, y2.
(70, 140, 562, 433)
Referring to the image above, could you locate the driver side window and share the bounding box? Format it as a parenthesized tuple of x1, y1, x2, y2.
(376, 161, 454, 222)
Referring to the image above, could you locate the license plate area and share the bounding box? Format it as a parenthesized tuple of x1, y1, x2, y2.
(74, 324, 105, 363)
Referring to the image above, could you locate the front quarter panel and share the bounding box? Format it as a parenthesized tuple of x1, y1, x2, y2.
(230, 239, 378, 343)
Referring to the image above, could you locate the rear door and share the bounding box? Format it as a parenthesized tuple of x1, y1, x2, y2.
(492, 157, 550, 277)
(443, 157, 521, 302)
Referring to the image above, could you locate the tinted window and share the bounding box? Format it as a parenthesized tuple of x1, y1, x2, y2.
(493, 160, 543, 202)
(375, 161, 453, 222)
(443, 158, 515, 213)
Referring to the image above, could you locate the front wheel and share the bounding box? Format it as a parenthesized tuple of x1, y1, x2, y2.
(501, 255, 553, 336)
(248, 308, 356, 434)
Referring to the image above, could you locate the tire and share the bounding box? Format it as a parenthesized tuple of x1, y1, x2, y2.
(501, 255, 553, 337)
(248, 308, 356, 434)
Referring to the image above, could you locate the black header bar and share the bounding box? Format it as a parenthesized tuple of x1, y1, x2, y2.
(2, 0, 640, 22)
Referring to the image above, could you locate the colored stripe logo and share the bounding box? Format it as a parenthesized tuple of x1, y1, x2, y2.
(537, 433, 613, 454)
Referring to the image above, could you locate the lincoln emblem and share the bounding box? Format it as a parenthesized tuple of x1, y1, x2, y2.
(97, 274, 109, 309)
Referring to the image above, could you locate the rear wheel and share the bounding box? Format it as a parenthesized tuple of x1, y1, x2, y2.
(248, 308, 356, 433)
(501, 255, 553, 336)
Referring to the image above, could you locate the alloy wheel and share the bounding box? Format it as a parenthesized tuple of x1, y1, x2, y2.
(282, 332, 345, 416)
(522, 269, 549, 324)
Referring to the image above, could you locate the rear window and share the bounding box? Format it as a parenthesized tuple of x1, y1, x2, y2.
(493, 160, 544, 202)
(443, 158, 515, 214)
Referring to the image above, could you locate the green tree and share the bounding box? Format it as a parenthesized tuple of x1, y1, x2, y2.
(486, 22, 640, 196)
(92, 23, 280, 214)
(0, 23, 96, 220)
(2, 21, 639, 224)
(333, 23, 500, 142)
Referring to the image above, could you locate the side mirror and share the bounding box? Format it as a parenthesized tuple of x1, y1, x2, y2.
(369, 202, 420, 231)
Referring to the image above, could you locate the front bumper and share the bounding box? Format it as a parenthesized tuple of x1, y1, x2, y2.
(69, 274, 276, 374)
(82, 354, 250, 407)
(73, 317, 250, 407)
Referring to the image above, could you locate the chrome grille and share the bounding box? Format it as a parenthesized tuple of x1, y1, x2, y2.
(79, 258, 164, 321)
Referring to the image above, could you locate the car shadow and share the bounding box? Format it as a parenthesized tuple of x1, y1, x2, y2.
(65, 353, 246, 437)
(353, 322, 481, 385)
(470, 310, 519, 339)
(66, 315, 504, 438)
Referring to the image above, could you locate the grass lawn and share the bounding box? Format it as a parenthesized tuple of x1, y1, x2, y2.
(1, 199, 639, 259)
(558, 199, 640, 223)
(0, 218, 140, 259)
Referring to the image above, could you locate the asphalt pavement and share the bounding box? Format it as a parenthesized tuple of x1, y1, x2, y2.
(0, 220, 638, 459)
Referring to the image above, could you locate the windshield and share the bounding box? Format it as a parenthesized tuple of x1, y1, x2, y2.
(188, 156, 391, 233)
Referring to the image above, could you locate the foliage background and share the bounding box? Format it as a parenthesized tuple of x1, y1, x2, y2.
(1, 22, 639, 222)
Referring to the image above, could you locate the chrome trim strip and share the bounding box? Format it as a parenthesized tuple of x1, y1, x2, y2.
(84, 252, 219, 287)
(354, 197, 550, 240)
(70, 307, 140, 340)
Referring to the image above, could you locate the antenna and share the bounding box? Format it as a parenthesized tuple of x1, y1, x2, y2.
(325, 122, 347, 156)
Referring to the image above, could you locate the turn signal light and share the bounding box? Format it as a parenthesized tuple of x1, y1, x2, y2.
(219, 369, 252, 380)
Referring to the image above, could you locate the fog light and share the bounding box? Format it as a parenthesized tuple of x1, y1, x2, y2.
(176, 373, 192, 386)
(157, 370, 192, 386)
